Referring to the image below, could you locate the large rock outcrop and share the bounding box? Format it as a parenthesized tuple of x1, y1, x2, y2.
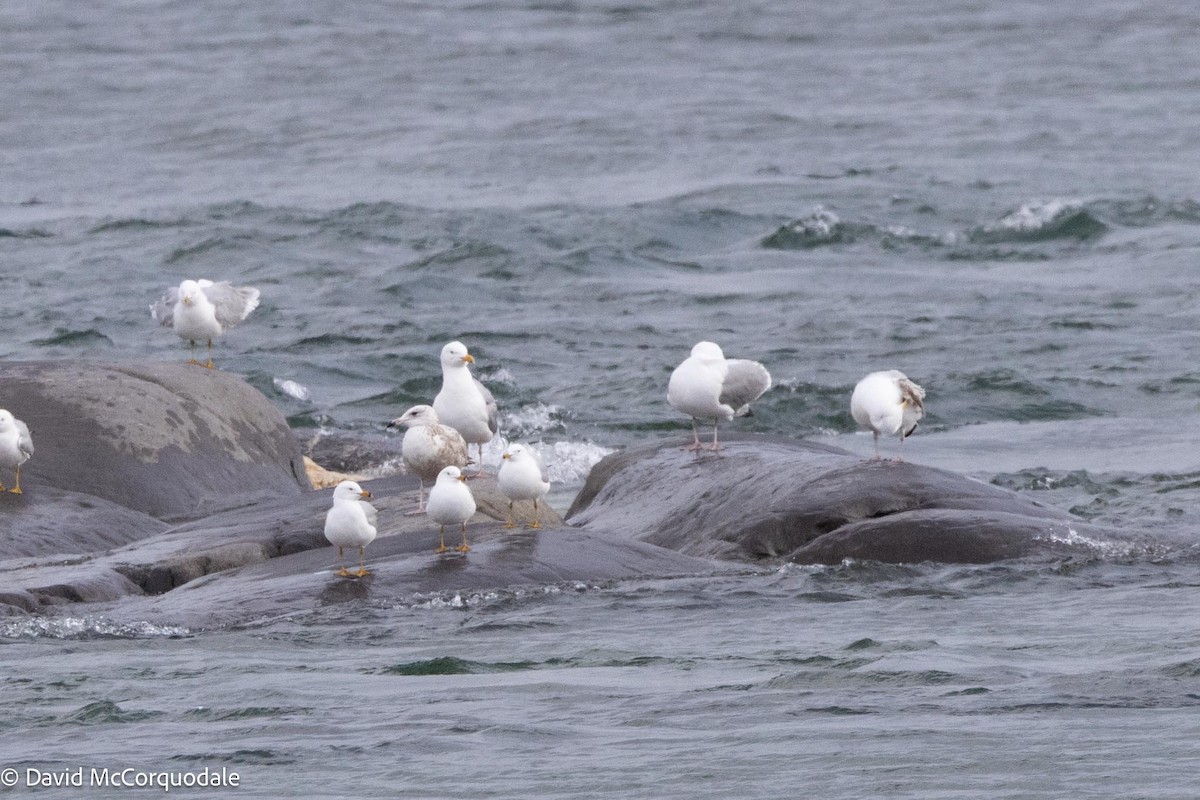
(0, 361, 718, 626)
(567, 435, 1132, 564)
(0, 361, 311, 560)
(0, 361, 1152, 629)
(0, 473, 717, 627)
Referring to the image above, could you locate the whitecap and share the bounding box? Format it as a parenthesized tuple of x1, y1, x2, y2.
(502, 402, 563, 438)
(480, 431, 612, 485)
(273, 378, 312, 402)
(0, 616, 190, 640)
(993, 198, 1083, 233)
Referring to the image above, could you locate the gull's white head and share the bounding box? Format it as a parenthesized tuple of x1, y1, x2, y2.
(690, 341, 726, 363)
(389, 404, 439, 429)
(332, 480, 371, 502)
(436, 465, 468, 484)
(502, 443, 530, 462)
(178, 279, 203, 306)
(440, 340, 475, 368)
(0, 409, 14, 429)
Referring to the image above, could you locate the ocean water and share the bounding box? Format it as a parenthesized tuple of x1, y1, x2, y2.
(3, 0, 1200, 796)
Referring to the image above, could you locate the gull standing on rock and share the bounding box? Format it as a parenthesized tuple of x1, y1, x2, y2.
(667, 341, 772, 453)
(498, 443, 551, 529)
(0, 409, 34, 494)
(426, 465, 476, 554)
(386, 404, 470, 514)
(850, 370, 926, 460)
(151, 278, 260, 368)
(324, 480, 378, 577)
(432, 341, 498, 474)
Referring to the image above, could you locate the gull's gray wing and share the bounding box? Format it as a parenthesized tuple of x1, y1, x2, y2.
(150, 287, 179, 326)
(474, 378, 500, 436)
(531, 447, 550, 485)
(362, 501, 379, 530)
(721, 359, 772, 416)
(16, 419, 33, 458)
(202, 282, 261, 328)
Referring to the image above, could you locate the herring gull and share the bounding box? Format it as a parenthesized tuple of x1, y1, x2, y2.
(151, 278, 260, 368)
(498, 443, 551, 528)
(432, 341, 498, 473)
(850, 370, 926, 460)
(387, 404, 470, 514)
(667, 341, 772, 452)
(0, 409, 33, 494)
(324, 480, 378, 577)
(426, 465, 476, 553)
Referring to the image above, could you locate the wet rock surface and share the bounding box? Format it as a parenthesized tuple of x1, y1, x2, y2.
(567, 434, 1130, 564)
(0, 362, 1147, 629)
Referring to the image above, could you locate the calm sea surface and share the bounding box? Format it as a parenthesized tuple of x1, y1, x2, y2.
(2, 1, 1200, 796)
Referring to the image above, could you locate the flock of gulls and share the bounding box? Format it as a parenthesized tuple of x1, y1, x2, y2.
(0, 278, 926, 580)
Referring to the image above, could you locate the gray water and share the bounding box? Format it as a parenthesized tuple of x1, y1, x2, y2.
(3, 1, 1200, 796)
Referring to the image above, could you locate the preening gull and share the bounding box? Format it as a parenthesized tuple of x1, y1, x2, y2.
(667, 341, 772, 452)
(324, 480, 378, 577)
(498, 443, 551, 528)
(426, 465, 476, 553)
(151, 278, 260, 368)
(0, 409, 33, 494)
(432, 341, 498, 473)
(850, 370, 926, 460)
(387, 404, 470, 514)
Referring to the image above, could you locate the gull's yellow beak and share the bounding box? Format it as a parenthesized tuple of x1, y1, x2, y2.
(360, 490, 372, 499)
(182, 295, 192, 305)
(463, 354, 475, 364)
(456, 474, 468, 482)
(502, 453, 511, 460)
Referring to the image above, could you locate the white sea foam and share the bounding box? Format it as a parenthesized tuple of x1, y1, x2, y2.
(273, 378, 312, 401)
(404, 582, 598, 611)
(483, 367, 517, 386)
(781, 206, 842, 241)
(481, 434, 612, 485)
(502, 402, 563, 438)
(0, 616, 190, 640)
(1038, 523, 1151, 559)
(988, 198, 1085, 234)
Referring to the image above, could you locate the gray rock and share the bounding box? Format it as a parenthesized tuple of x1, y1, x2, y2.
(7, 358, 1147, 629)
(567, 434, 1133, 564)
(0, 360, 310, 526)
(0, 487, 167, 560)
(0, 363, 724, 627)
(0, 473, 717, 626)
(300, 428, 402, 475)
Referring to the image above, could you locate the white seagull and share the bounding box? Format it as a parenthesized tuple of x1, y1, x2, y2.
(426, 465, 477, 554)
(667, 341, 772, 452)
(386, 404, 470, 515)
(432, 341, 498, 473)
(151, 278, 260, 368)
(498, 443, 551, 529)
(324, 480, 378, 577)
(0, 409, 34, 494)
(850, 370, 926, 460)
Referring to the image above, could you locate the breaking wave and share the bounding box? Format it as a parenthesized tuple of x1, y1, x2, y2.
(0, 616, 191, 640)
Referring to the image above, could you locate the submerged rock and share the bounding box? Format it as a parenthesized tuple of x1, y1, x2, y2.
(567, 434, 1127, 564)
